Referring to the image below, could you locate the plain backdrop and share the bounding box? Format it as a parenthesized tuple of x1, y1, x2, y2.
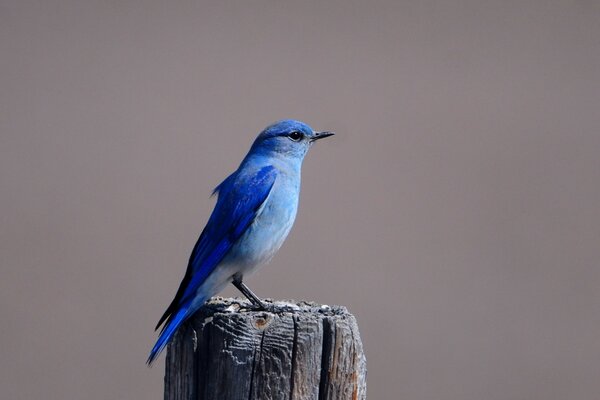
(1, 1, 599, 399)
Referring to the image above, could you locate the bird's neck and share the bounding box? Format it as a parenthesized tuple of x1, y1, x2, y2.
(241, 152, 302, 177)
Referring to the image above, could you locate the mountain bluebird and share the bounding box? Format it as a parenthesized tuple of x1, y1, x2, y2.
(148, 120, 333, 364)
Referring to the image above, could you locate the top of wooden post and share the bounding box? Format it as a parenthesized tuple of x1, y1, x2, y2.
(165, 297, 367, 400)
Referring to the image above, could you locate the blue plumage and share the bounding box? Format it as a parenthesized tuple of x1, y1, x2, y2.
(148, 120, 333, 365)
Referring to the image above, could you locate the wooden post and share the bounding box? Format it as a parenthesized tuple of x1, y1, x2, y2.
(164, 297, 367, 400)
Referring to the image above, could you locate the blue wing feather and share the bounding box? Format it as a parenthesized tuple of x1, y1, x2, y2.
(148, 165, 277, 364)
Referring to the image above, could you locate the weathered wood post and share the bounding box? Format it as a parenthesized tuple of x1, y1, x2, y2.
(164, 297, 366, 400)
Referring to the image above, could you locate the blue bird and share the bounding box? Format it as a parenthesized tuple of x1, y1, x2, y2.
(148, 120, 333, 364)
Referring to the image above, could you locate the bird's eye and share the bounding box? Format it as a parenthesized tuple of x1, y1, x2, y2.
(288, 131, 303, 142)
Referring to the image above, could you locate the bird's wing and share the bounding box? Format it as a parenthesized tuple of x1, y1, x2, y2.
(155, 165, 277, 331)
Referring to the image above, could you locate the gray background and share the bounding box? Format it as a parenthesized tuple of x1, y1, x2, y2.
(1, 1, 599, 399)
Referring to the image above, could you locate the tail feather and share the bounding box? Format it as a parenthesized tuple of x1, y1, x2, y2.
(147, 306, 190, 366)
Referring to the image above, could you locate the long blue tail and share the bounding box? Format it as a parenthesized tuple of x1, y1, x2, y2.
(147, 305, 190, 365)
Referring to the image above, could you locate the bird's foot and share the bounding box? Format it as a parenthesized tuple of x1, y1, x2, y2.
(240, 299, 302, 314)
(239, 299, 279, 313)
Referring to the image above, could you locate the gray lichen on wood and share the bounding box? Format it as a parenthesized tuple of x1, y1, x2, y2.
(164, 297, 366, 400)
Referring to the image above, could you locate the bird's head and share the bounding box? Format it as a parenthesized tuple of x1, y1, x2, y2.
(249, 120, 334, 161)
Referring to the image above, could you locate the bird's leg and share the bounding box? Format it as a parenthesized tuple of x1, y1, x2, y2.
(232, 279, 267, 310)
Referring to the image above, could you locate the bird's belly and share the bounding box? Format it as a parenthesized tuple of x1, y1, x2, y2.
(224, 193, 298, 277)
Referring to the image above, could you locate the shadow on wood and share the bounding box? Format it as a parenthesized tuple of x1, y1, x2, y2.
(164, 297, 366, 400)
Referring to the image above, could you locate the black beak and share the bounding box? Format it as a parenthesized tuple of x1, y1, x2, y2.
(310, 131, 335, 142)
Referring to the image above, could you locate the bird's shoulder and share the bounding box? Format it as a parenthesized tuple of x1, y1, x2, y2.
(213, 164, 278, 199)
